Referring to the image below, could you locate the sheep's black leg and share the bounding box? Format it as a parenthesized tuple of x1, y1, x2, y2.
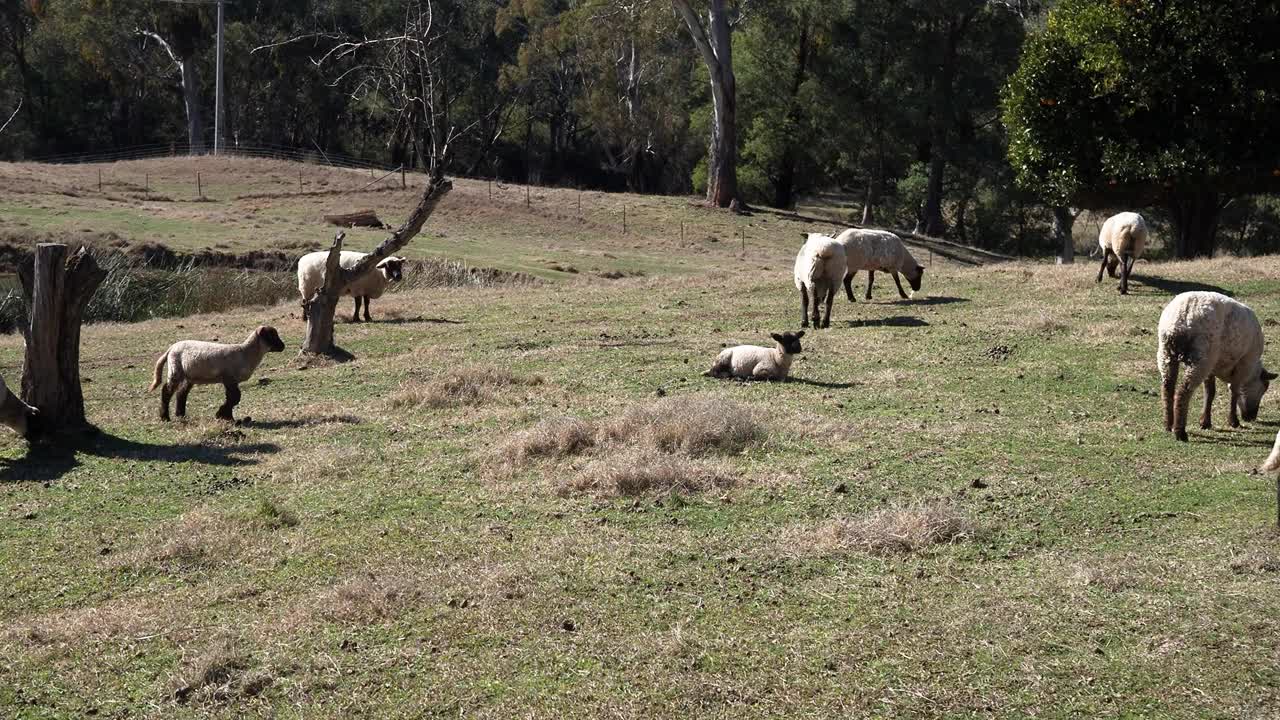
(843, 272, 856, 302)
(1120, 253, 1133, 294)
(892, 272, 908, 299)
(159, 384, 173, 421)
(362, 296, 373, 322)
(800, 285, 810, 328)
(174, 381, 192, 419)
(1229, 386, 1242, 428)
(301, 301, 309, 322)
(822, 287, 834, 328)
(865, 271, 875, 300)
(1200, 377, 1215, 429)
(216, 382, 241, 422)
(351, 297, 362, 323)
(1096, 253, 1109, 283)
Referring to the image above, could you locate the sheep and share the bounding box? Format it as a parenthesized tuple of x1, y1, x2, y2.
(149, 326, 286, 422)
(0, 375, 38, 439)
(297, 251, 407, 323)
(1096, 212, 1148, 295)
(1157, 291, 1276, 442)
(705, 331, 804, 381)
(1261, 431, 1280, 473)
(832, 228, 925, 301)
(794, 233, 846, 328)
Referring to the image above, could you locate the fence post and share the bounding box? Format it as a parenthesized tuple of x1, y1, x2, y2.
(577, 189, 581, 216)
(197, 172, 202, 199)
(741, 228, 745, 253)
(299, 170, 303, 192)
(526, 184, 530, 207)
(681, 221, 685, 245)
(98, 169, 102, 192)
(623, 205, 627, 234)
(401, 165, 406, 189)
(488, 179, 492, 200)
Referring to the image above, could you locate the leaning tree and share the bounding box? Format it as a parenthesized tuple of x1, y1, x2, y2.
(1002, 0, 1280, 259)
(671, 0, 739, 208)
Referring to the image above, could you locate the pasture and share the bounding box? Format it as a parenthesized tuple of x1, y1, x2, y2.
(2, 158, 1280, 718)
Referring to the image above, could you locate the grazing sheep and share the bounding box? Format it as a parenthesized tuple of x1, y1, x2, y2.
(833, 228, 925, 301)
(794, 233, 846, 328)
(150, 326, 286, 422)
(1261, 431, 1280, 473)
(1096, 212, 1148, 295)
(705, 331, 804, 381)
(1157, 291, 1276, 442)
(297, 251, 407, 322)
(0, 375, 38, 439)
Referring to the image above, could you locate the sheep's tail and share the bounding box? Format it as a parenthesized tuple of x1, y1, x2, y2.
(149, 352, 167, 392)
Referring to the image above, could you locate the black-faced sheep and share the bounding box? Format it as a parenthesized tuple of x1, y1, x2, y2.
(833, 228, 925, 301)
(1096, 212, 1148, 295)
(794, 233, 846, 328)
(150, 326, 286, 422)
(297, 251, 406, 323)
(1157, 291, 1276, 441)
(0, 375, 38, 439)
(705, 331, 804, 381)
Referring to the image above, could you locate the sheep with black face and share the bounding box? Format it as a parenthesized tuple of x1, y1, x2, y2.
(150, 325, 286, 422)
(296, 251, 407, 322)
(705, 331, 804, 381)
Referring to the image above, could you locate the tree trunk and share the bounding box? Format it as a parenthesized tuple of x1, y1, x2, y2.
(673, 0, 738, 208)
(773, 17, 811, 211)
(919, 12, 973, 238)
(17, 244, 107, 431)
(180, 53, 204, 154)
(1052, 205, 1077, 263)
(301, 174, 453, 357)
(1167, 190, 1224, 259)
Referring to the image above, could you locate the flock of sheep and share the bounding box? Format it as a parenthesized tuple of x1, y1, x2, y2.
(2, 212, 1279, 473)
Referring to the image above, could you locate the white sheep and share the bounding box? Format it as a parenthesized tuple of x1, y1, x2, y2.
(1261, 431, 1280, 473)
(1096, 212, 1148, 295)
(794, 233, 846, 328)
(833, 228, 925, 301)
(149, 326, 286, 422)
(1157, 291, 1276, 442)
(297, 251, 407, 322)
(0, 375, 38, 439)
(705, 331, 804, 381)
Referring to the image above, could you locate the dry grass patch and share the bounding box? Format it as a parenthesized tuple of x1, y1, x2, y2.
(171, 637, 271, 705)
(496, 416, 599, 469)
(389, 365, 543, 409)
(110, 510, 244, 572)
(312, 572, 424, 624)
(559, 447, 736, 497)
(794, 501, 973, 556)
(601, 396, 762, 456)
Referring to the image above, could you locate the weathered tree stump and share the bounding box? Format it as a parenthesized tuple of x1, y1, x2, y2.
(17, 244, 107, 431)
(323, 209, 386, 229)
(301, 174, 452, 358)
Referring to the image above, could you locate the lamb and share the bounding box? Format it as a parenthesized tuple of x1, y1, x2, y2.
(1096, 211, 1148, 295)
(1261, 431, 1280, 473)
(149, 326, 286, 422)
(832, 228, 925, 301)
(705, 331, 804, 381)
(1157, 291, 1276, 442)
(0, 375, 38, 439)
(296, 251, 407, 322)
(794, 233, 846, 328)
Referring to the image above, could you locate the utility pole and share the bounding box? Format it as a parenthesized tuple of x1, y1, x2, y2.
(214, 0, 224, 155)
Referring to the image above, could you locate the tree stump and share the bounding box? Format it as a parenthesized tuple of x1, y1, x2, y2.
(17, 244, 107, 431)
(323, 209, 386, 229)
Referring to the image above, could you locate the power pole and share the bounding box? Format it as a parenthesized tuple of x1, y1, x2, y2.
(214, 0, 224, 155)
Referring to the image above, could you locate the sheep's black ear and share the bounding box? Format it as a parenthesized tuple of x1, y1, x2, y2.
(770, 333, 784, 343)
(795, 330, 805, 338)
(1265, 369, 1278, 381)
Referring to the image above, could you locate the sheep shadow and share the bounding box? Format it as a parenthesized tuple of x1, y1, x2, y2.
(367, 316, 464, 325)
(845, 316, 929, 329)
(787, 377, 861, 389)
(0, 427, 281, 484)
(888, 296, 969, 307)
(1187, 431, 1274, 449)
(237, 415, 361, 430)
(1125, 275, 1233, 297)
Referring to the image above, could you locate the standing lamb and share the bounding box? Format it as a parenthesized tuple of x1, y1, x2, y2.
(296, 251, 407, 323)
(0, 375, 38, 439)
(1096, 211, 1148, 295)
(705, 331, 804, 381)
(794, 233, 846, 328)
(150, 326, 286, 422)
(832, 228, 925, 301)
(1157, 291, 1276, 442)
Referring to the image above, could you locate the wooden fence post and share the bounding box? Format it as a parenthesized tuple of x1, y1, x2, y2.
(18, 244, 107, 431)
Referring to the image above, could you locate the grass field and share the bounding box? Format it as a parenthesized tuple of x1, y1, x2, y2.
(3, 158, 1280, 718)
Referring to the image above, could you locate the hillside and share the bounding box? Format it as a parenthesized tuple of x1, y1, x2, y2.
(3, 158, 1280, 718)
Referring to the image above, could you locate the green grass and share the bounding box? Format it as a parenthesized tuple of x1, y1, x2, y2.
(2, 158, 1280, 718)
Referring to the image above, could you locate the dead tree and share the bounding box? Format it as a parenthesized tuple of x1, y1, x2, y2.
(323, 209, 387, 228)
(671, 0, 739, 208)
(17, 244, 107, 431)
(302, 172, 452, 357)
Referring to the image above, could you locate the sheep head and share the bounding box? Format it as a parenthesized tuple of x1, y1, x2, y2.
(771, 331, 804, 355)
(1240, 366, 1278, 422)
(256, 326, 287, 353)
(377, 256, 407, 283)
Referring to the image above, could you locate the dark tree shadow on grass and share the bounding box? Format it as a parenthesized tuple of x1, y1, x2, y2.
(0, 427, 281, 484)
(885, 296, 969, 307)
(1123, 275, 1232, 298)
(845, 316, 929, 328)
(349, 316, 463, 326)
(237, 415, 361, 430)
(786, 377, 861, 389)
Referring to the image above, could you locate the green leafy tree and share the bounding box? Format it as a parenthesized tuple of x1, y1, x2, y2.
(1004, 0, 1280, 258)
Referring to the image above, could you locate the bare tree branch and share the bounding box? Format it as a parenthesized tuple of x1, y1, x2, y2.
(0, 98, 21, 135)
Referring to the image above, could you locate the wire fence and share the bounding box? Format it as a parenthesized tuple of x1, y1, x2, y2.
(25, 141, 400, 172)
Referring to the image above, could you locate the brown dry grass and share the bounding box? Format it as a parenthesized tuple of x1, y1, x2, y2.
(793, 501, 973, 556)
(170, 637, 270, 705)
(496, 416, 599, 468)
(110, 510, 244, 572)
(559, 447, 736, 497)
(600, 396, 762, 456)
(312, 572, 424, 624)
(389, 365, 543, 409)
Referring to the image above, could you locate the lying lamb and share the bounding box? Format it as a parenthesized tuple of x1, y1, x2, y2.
(1096, 211, 1148, 295)
(705, 331, 804, 381)
(297, 251, 407, 322)
(833, 228, 925, 301)
(0, 375, 38, 439)
(794, 233, 846, 328)
(1157, 291, 1276, 441)
(150, 326, 286, 422)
